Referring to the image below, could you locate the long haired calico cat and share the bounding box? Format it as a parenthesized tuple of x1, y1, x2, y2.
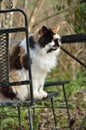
(0, 25, 61, 102)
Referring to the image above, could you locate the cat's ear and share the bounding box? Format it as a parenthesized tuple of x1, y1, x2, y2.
(42, 26, 48, 34)
(38, 26, 48, 35)
(52, 25, 60, 33)
(34, 26, 48, 41)
(34, 26, 43, 41)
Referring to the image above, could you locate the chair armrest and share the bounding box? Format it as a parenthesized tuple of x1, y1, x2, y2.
(44, 81, 70, 87)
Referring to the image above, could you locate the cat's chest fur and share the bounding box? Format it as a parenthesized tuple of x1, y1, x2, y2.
(30, 47, 60, 73)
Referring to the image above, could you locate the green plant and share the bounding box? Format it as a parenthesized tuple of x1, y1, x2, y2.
(73, 2, 86, 33)
(0, 117, 16, 130)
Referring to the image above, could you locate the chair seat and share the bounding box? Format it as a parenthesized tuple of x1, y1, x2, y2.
(0, 91, 59, 108)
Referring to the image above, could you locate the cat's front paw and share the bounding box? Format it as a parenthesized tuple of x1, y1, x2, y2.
(39, 90, 48, 98)
(33, 92, 43, 100)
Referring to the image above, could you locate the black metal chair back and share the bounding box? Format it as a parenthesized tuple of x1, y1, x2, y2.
(0, 33, 9, 83)
(0, 9, 33, 103)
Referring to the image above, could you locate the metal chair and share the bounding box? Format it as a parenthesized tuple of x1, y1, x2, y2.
(0, 8, 68, 130)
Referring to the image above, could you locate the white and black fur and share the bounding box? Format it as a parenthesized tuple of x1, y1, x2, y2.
(0, 26, 61, 102)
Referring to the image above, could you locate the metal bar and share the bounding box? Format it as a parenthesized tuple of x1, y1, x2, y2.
(6, 33, 9, 82)
(0, 27, 27, 34)
(44, 81, 70, 87)
(0, 33, 9, 82)
(0, 101, 31, 108)
(61, 47, 86, 68)
(0, 80, 30, 87)
(62, 84, 72, 130)
(25, 27, 34, 104)
(32, 107, 36, 122)
(0, 8, 28, 27)
(61, 33, 86, 44)
(28, 107, 33, 130)
(17, 105, 22, 130)
(32, 106, 67, 109)
(50, 97, 57, 127)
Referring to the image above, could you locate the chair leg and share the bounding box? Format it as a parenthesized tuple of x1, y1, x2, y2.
(50, 97, 57, 127)
(62, 84, 72, 130)
(28, 107, 33, 130)
(17, 106, 22, 130)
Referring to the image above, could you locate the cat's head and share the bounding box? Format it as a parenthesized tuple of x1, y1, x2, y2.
(34, 25, 61, 53)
